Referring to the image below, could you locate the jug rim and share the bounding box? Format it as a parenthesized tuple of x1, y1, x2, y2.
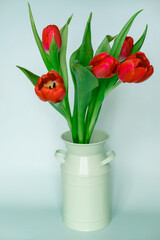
(61, 129, 109, 146)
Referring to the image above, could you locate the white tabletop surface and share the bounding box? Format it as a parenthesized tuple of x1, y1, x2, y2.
(0, 207, 159, 240)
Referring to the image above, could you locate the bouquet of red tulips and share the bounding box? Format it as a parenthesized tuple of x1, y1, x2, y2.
(17, 4, 154, 143)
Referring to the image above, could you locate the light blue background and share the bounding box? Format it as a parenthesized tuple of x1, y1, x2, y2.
(0, 0, 160, 239)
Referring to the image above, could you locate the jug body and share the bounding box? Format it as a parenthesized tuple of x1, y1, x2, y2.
(55, 130, 115, 231)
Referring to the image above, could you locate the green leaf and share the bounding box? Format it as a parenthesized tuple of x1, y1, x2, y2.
(69, 13, 93, 68)
(79, 13, 94, 66)
(95, 35, 117, 55)
(16, 65, 39, 86)
(69, 13, 94, 142)
(70, 47, 80, 69)
(69, 47, 81, 91)
(28, 3, 52, 71)
(72, 63, 98, 112)
(49, 37, 59, 72)
(59, 16, 73, 129)
(131, 24, 148, 55)
(66, 14, 73, 25)
(59, 15, 73, 90)
(95, 36, 111, 55)
(85, 80, 107, 143)
(110, 10, 143, 59)
(69, 48, 81, 142)
(106, 35, 117, 42)
(72, 88, 78, 143)
(71, 63, 98, 143)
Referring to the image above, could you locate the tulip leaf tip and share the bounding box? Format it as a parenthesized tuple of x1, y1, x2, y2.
(88, 12, 92, 23)
(145, 24, 148, 33)
(16, 65, 22, 70)
(138, 9, 143, 14)
(133, 9, 143, 18)
(28, 2, 31, 9)
(67, 14, 73, 25)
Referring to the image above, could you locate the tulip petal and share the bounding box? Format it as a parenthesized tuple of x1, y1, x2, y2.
(51, 25, 62, 50)
(89, 52, 110, 67)
(111, 60, 120, 74)
(40, 84, 66, 103)
(118, 51, 153, 83)
(42, 25, 62, 51)
(40, 87, 51, 98)
(89, 53, 120, 78)
(144, 65, 154, 79)
(127, 36, 134, 48)
(105, 60, 119, 78)
(43, 71, 63, 84)
(127, 51, 150, 67)
(119, 36, 133, 61)
(50, 84, 66, 103)
(35, 88, 47, 101)
(53, 71, 64, 83)
(137, 52, 150, 67)
(132, 67, 147, 82)
(118, 60, 135, 82)
(127, 51, 138, 60)
(35, 70, 66, 103)
(135, 65, 154, 83)
(91, 62, 112, 78)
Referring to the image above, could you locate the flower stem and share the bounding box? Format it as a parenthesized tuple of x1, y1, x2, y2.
(71, 85, 79, 143)
(63, 95, 72, 129)
(85, 79, 121, 143)
(85, 81, 106, 143)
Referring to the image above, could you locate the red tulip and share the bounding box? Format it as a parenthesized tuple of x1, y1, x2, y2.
(89, 52, 120, 78)
(35, 71, 66, 103)
(119, 36, 133, 61)
(118, 51, 154, 83)
(42, 25, 62, 52)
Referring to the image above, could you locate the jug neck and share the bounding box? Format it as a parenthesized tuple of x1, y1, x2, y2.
(61, 130, 109, 156)
(64, 142, 106, 156)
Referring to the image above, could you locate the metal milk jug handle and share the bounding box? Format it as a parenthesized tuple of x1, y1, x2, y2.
(55, 149, 67, 164)
(100, 150, 115, 167)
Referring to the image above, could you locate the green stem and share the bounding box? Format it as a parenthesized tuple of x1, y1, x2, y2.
(85, 80, 121, 143)
(85, 87, 99, 138)
(62, 92, 72, 129)
(85, 82, 106, 143)
(72, 85, 78, 143)
(66, 114, 72, 131)
(78, 111, 86, 143)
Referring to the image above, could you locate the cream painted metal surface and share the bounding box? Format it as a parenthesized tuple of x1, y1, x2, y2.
(55, 130, 115, 231)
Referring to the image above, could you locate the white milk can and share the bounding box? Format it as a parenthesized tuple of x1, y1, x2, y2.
(55, 129, 115, 231)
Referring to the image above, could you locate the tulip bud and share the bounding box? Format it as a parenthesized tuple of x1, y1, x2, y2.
(89, 52, 120, 78)
(119, 36, 133, 61)
(118, 51, 154, 83)
(35, 71, 66, 103)
(42, 25, 62, 52)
